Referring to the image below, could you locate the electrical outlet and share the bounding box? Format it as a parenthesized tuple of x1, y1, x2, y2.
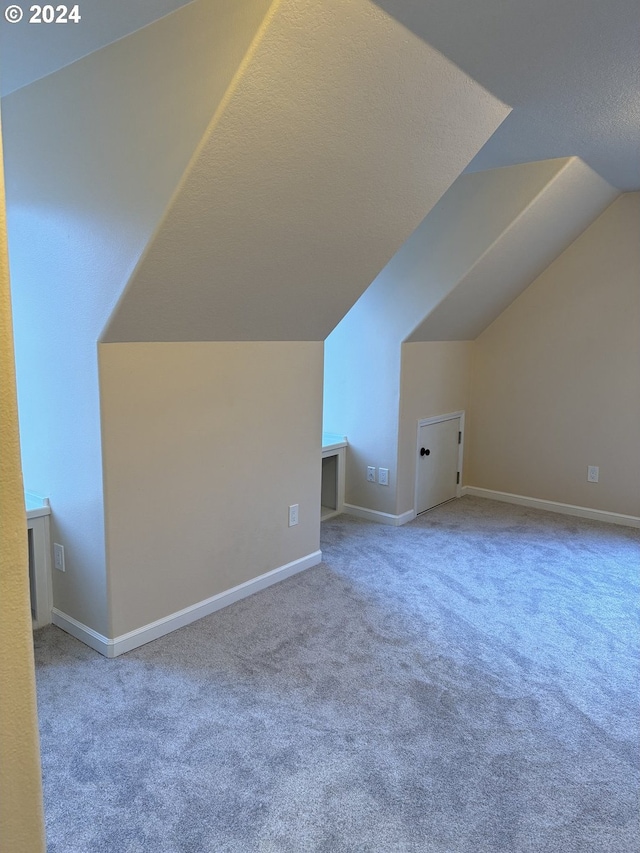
(53, 543, 65, 572)
(288, 504, 299, 526)
(587, 466, 599, 483)
(379, 467, 389, 486)
(367, 466, 376, 482)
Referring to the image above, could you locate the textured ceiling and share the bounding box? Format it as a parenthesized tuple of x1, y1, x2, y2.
(407, 159, 619, 342)
(4, 0, 635, 189)
(102, 0, 508, 342)
(330, 158, 617, 354)
(0, 0, 194, 95)
(376, 0, 640, 190)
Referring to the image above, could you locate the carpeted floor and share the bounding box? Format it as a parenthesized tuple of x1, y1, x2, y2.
(34, 496, 640, 852)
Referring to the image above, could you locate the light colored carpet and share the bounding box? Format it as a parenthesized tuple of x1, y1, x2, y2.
(34, 496, 640, 852)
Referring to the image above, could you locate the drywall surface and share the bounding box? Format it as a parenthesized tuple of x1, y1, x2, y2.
(325, 158, 619, 517)
(324, 160, 573, 515)
(100, 342, 323, 637)
(103, 0, 509, 343)
(376, 0, 640, 190)
(409, 159, 618, 341)
(3, 0, 270, 634)
(324, 320, 402, 515)
(397, 342, 472, 515)
(0, 120, 45, 853)
(467, 192, 640, 516)
(0, 0, 197, 95)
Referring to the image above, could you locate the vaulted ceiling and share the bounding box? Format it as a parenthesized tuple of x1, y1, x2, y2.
(1, 0, 634, 350)
(0, 0, 194, 95)
(327, 157, 618, 356)
(376, 0, 640, 190)
(2, 0, 508, 346)
(2, 0, 638, 189)
(102, 0, 508, 342)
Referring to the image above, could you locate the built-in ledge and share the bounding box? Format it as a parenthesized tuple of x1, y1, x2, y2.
(25, 492, 52, 629)
(321, 432, 347, 521)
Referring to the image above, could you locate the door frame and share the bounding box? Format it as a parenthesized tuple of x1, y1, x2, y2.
(414, 410, 465, 515)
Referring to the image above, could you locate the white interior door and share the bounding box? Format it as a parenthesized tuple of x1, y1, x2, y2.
(416, 417, 460, 514)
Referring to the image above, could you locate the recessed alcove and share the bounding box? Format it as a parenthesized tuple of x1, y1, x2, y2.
(321, 433, 346, 521)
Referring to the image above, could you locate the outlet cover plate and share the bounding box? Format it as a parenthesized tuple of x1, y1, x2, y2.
(53, 543, 65, 572)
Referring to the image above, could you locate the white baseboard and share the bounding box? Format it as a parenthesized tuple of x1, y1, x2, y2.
(343, 503, 416, 527)
(51, 609, 112, 656)
(52, 549, 322, 658)
(462, 486, 640, 528)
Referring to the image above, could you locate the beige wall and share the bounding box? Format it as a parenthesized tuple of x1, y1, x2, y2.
(467, 193, 640, 517)
(0, 115, 45, 853)
(99, 342, 323, 637)
(325, 160, 607, 518)
(398, 342, 472, 515)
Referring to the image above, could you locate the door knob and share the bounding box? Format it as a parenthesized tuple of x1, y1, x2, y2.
(420, 447, 430, 456)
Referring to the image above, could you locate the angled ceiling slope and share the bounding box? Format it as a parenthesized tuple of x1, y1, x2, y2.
(328, 158, 617, 351)
(375, 0, 640, 190)
(3, 0, 273, 338)
(408, 158, 619, 341)
(0, 0, 196, 96)
(102, 0, 509, 344)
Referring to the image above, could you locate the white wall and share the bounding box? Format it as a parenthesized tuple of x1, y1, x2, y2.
(324, 314, 401, 514)
(3, 0, 270, 634)
(467, 193, 640, 517)
(100, 342, 323, 637)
